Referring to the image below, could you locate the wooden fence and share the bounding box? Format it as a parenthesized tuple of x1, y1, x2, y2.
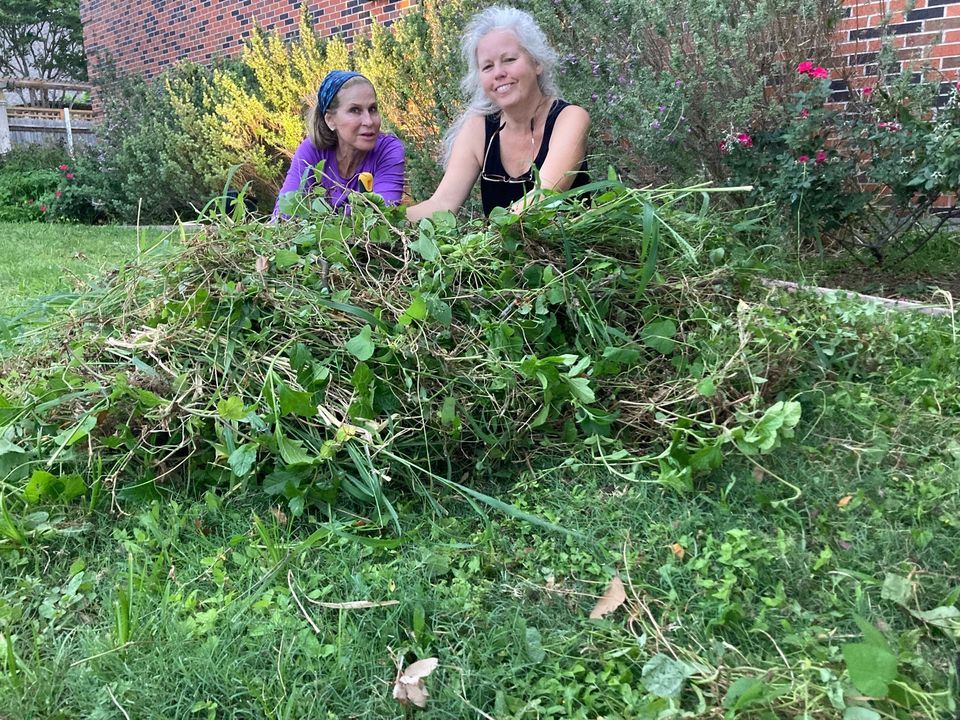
(0, 78, 95, 156)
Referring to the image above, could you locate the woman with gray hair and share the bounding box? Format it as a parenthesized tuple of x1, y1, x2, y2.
(406, 5, 589, 220)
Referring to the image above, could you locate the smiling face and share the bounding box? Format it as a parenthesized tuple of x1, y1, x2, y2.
(476, 29, 542, 110)
(325, 81, 380, 153)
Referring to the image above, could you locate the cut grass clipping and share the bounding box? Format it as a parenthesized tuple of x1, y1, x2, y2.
(1, 180, 805, 524)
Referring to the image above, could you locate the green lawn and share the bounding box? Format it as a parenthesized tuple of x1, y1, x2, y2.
(1, 219, 958, 719)
(0, 223, 175, 311)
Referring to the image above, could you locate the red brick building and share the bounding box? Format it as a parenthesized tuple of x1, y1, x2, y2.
(78, 0, 415, 79)
(79, 0, 959, 88)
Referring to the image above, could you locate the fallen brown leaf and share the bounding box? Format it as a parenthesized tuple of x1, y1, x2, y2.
(392, 657, 438, 708)
(669, 543, 685, 561)
(255, 255, 269, 273)
(752, 465, 765, 481)
(589, 576, 626, 619)
(837, 495, 853, 508)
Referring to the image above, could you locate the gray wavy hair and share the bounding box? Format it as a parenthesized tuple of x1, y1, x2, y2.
(442, 5, 559, 166)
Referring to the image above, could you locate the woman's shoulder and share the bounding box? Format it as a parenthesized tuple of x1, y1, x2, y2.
(374, 132, 405, 154)
(292, 136, 328, 162)
(551, 100, 590, 127)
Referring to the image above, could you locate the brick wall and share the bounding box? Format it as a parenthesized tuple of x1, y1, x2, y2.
(833, 0, 960, 101)
(80, 0, 960, 90)
(79, 0, 415, 80)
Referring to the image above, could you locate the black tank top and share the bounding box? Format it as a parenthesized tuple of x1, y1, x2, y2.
(480, 99, 590, 216)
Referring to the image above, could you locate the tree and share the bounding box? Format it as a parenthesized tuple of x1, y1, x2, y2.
(0, 0, 87, 105)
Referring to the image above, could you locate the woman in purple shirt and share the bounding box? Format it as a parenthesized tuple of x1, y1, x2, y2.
(274, 70, 405, 215)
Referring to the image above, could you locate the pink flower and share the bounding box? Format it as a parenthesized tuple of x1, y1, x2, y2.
(58, 164, 68, 171)
(815, 150, 827, 165)
(797, 61, 814, 75)
(736, 132, 753, 147)
(800, 108, 810, 119)
(809, 67, 829, 80)
(40, 205, 47, 212)
(55, 190, 62, 198)
(66, 173, 75, 180)
(719, 140, 728, 152)
(797, 155, 810, 164)
(862, 86, 873, 97)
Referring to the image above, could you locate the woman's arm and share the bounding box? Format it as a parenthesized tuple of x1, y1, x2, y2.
(273, 138, 323, 217)
(371, 135, 405, 205)
(406, 114, 486, 222)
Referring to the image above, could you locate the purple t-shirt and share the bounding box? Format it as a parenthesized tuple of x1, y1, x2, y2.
(274, 133, 405, 215)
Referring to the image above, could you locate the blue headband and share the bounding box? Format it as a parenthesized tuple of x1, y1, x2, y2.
(317, 70, 364, 114)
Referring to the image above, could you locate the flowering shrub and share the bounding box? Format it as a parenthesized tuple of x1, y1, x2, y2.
(0, 145, 67, 222)
(722, 64, 868, 241)
(43, 154, 110, 224)
(722, 61, 960, 250)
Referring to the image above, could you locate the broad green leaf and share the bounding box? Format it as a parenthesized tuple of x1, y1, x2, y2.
(217, 396, 247, 421)
(723, 677, 769, 710)
(345, 325, 375, 361)
(263, 469, 301, 497)
(524, 626, 546, 664)
(59, 474, 87, 502)
(910, 606, 960, 637)
(410, 221, 439, 261)
(690, 442, 723, 472)
(405, 295, 428, 321)
(843, 707, 881, 720)
(842, 643, 897, 697)
(278, 385, 317, 417)
(853, 615, 890, 651)
(880, 573, 912, 606)
(642, 653, 690, 698)
(602, 345, 641, 364)
(696, 377, 717, 397)
(277, 434, 314, 466)
(641, 319, 677, 355)
(24, 470, 57, 504)
(135, 389, 165, 408)
(0, 437, 26, 456)
(228, 443, 258, 478)
(274, 249, 301, 268)
(564, 376, 595, 404)
(424, 295, 452, 326)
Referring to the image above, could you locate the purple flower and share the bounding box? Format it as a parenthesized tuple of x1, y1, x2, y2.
(650, 120, 661, 129)
(674, 79, 683, 87)
(658, 105, 666, 112)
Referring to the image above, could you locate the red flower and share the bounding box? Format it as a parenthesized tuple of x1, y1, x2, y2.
(66, 173, 75, 180)
(800, 108, 810, 119)
(862, 86, 873, 97)
(40, 205, 47, 212)
(809, 67, 829, 80)
(797, 155, 810, 164)
(736, 132, 753, 147)
(797, 61, 814, 75)
(58, 164, 68, 171)
(55, 190, 62, 198)
(815, 150, 827, 165)
(719, 140, 728, 152)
